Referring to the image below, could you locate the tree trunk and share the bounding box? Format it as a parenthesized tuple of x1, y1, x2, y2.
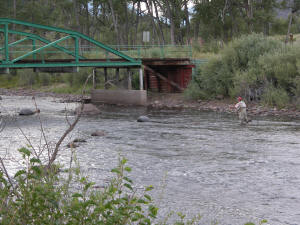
(245, 0, 253, 33)
(145, 0, 160, 45)
(73, 0, 81, 49)
(12, 0, 16, 41)
(85, 0, 90, 48)
(164, 0, 175, 44)
(285, 12, 294, 43)
(193, 20, 199, 41)
(74, 0, 80, 32)
(108, 0, 121, 46)
(134, 1, 141, 45)
(184, 0, 191, 44)
(153, 0, 165, 45)
(123, 1, 129, 45)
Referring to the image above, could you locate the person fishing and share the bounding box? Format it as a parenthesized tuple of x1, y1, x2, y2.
(235, 96, 249, 124)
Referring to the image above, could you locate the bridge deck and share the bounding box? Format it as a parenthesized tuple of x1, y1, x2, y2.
(4, 58, 192, 69)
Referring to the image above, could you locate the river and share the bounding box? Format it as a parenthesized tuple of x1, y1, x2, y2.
(0, 95, 300, 225)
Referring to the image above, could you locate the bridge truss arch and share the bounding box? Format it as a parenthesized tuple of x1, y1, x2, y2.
(0, 18, 141, 72)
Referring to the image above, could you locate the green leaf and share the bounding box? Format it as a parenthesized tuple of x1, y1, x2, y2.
(124, 183, 133, 190)
(111, 168, 120, 174)
(30, 158, 41, 164)
(177, 212, 185, 219)
(123, 176, 133, 183)
(72, 193, 83, 198)
(18, 147, 31, 157)
(124, 167, 132, 172)
(145, 185, 154, 191)
(143, 218, 151, 224)
(84, 182, 95, 191)
(31, 166, 42, 175)
(135, 205, 142, 211)
(80, 177, 86, 183)
(260, 220, 268, 225)
(121, 158, 127, 165)
(149, 205, 158, 217)
(144, 194, 152, 201)
(14, 170, 26, 178)
(244, 223, 255, 225)
(138, 199, 147, 204)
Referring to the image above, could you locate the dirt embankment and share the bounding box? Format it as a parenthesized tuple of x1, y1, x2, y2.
(1, 88, 299, 119)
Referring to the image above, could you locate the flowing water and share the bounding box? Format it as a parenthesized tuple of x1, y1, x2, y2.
(1, 95, 300, 225)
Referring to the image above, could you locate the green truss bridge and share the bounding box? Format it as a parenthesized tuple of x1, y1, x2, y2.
(0, 18, 142, 73)
(0, 18, 200, 105)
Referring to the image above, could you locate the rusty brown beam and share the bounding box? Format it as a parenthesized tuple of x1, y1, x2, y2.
(144, 65, 184, 92)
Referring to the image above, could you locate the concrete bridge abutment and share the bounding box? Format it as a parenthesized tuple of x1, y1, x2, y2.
(91, 89, 147, 106)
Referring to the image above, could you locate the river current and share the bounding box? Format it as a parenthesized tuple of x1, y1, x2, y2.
(0, 95, 300, 225)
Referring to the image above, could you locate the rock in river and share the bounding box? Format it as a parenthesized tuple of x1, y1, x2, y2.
(137, 115, 150, 122)
(73, 138, 87, 143)
(75, 104, 101, 115)
(66, 142, 79, 148)
(19, 108, 40, 116)
(91, 130, 106, 137)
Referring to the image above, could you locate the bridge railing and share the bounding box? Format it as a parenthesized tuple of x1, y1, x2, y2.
(108, 45, 193, 59)
(0, 44, 193, 60)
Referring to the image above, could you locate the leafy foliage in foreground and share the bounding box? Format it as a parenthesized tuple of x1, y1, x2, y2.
(0, 147, 266, 225)
(0, 147, 198, 225)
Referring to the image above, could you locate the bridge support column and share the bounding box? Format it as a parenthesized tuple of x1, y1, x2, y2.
(104, 67, 108, 89)
(0, 68, 9, 74)
(139, 67, 144, 90)
(116, 68, 119, 83)
(127, 68, 132, 90)
(92, 68, 96, 89)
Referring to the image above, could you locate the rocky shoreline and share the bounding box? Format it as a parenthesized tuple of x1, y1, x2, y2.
(0, 88, 85, 103)
(147, 93, 300, 119)
(148, 99, 300, 119)
(1, 88, 300, 119)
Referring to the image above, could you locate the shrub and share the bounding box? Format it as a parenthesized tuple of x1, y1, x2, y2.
(186, 34, 300, 108)
(184, 80, 207, 100)
(0, 148, 160, 225)
(262, 85, 289, 108)
(65, 73, 75, 87)
(187, 34, 283, 99)
(18, 72, 37, 86)
(39, 73, 51, 86)
(0, 146, 265, 225)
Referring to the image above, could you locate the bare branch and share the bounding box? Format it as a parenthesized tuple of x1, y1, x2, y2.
(47, 74, 92, 168)
(32, 97, 51, 156)
(0, 157, 20, 198)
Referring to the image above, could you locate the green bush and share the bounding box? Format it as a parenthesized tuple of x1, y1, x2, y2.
(0, 146, 266, 225)
(0, 147, 206, 225)
(39, 73, 51, 86)
(64, 73, 75, 87)
(184, 80, 208, 100)
(262, 85, 289, 108)
(0, 148, 160, 224)
(18, 72, 37, 86)
(188, 34, 283, 99)
(74, 71, 90, 87)
(186, 34, 300, 108)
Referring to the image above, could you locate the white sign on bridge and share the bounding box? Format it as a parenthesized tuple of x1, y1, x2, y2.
(143, 31, 150, 42)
